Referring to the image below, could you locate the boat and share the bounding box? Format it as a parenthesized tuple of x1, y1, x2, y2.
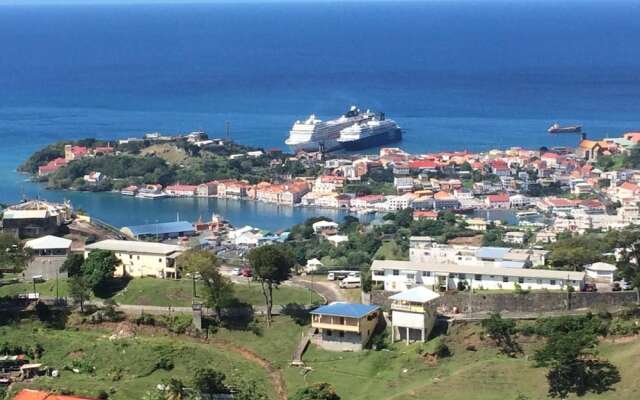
(548, 123, 582, 134)
(285, 106, 370, 153)
(337, 112, 402, 150)
(516, 211, 539, 218)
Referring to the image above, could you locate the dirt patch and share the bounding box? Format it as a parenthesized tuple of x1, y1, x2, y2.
(447, 235, 484, 246)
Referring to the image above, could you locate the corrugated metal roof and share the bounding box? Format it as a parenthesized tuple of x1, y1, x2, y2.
(311, 303, 379, 318)
(24, 235, 72, 250)
(371, 260, 585, 281)
(476, 246, 511, 260)
(389, 286, 440, 303)
(122, 221, 194, 236)
(85, 240, 183, 255)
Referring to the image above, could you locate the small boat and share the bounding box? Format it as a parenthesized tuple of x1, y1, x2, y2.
(517, 211, 539, 218)
(548, 123, 582, 134)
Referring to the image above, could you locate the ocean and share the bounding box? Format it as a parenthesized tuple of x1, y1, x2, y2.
(1, 0, 639, 229)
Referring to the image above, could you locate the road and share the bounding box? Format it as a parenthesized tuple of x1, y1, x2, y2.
(291, 276, 344, 303)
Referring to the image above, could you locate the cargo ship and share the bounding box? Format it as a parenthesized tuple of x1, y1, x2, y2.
(548, 123, 582, 134)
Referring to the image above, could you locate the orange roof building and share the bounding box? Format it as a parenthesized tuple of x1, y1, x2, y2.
(14, 389, 97, 400)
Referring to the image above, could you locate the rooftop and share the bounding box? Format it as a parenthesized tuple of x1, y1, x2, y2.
(121, 221, 194, 237)
(311, 302, 379, 319)
(24, 235, 72, 250)
(389, 286, 440, 303)
(85, 240, 183, 255)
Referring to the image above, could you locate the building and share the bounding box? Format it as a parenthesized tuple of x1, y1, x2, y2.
(312, 220, 339, 235)
(23, 235, 73, 281)
(585, 262, 617, 283)
(83, 171, 104, 184)
(1, 200, 72, 238)
(413, 210, 438, 221)
(504, 231, 525, 245)
(304, 258, 324, 273)
(486, 193, 510, 209)
(85, 240, 184, 279)
(371, 259, 585, 292)
(120, 221, 195, 240)
(38, 157, 67, 176)
(14, 389, 98, 400)
(310, 303, 381, 351)
(390, 286, 440, 344)
(165, 184, 198, 197)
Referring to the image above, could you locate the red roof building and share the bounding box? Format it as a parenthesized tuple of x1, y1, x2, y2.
(38, 157, 68, 176)
(413, 210, 438, 221)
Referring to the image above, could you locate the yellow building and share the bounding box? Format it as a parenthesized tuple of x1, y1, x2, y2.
(390, 286, 440, 344)
(84, 240, 184, 279)
(310, 303, 381, 351)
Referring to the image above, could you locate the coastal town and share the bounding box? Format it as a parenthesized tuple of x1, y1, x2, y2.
(2, 125, 640, 400)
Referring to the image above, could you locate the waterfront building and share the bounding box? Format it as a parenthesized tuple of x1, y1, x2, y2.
(310, 303, 381, 351)
(485, 193, 510, 209)
(38, 157, 67, 176)
(165, 184, 197, 197)
(1, 200, 72, 238)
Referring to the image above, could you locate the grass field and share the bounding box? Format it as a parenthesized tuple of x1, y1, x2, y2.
(210, 316, 640, 400)
(2, 321, 273, 400)
(0, 278, 323, 307)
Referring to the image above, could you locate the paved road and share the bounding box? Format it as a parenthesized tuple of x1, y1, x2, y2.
(291, 276, 343, 303)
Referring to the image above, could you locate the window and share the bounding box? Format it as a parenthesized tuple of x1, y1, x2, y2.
(406, 274, 415, 280)
(393, 269, 399, 276)
(550, 280, 556, 285)
(422, 271, 430, 277)
(159, 258, 162, 263)
(459, 273, 466, 280)
(137, 255, 140, 260)
(339, 331, 344, 338)
(503, 276, 509, 283)
(537, 279, 542, 284)
(518, 277, 524, 284)
(326, 329, 332, 336)
(475, 274, 482, 281)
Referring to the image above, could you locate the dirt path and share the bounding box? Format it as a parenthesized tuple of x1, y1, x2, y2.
(209, 337, 288, 400)
(291, 276, 344, 303)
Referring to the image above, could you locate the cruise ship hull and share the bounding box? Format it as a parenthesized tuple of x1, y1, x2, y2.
(339, 129, 402, 151)
(287, 138, 342, 153)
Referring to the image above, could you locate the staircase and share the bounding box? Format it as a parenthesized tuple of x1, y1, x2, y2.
(291, 329, 313, 367)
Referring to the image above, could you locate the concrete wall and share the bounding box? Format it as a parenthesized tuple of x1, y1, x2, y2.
(371, 290, 638, 314)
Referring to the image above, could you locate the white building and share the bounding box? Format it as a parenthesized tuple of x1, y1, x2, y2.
(312, 220, 339, 235)
(504, 231, 525, 245)
(371, 259, 585, 292)
(390, 286, 440, 345)
(24, 235, 72, 257)
(585, 262, 617, 283)
(304, 258, 324, 273)
(85, 240, 184, 279)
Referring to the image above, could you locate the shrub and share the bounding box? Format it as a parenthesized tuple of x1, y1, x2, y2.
(434, 341, 452, 358)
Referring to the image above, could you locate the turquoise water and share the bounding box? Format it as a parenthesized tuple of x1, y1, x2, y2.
(1, 1, 639, 229)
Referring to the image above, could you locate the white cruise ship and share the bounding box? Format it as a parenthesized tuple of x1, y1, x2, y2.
(285, 106, 369, 152)
(337, 112, 402, 150)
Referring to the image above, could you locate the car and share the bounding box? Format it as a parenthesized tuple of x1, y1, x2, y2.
(339, 276, 361, 289)
(582, 283, 598, 292)
(231, 267, 241, 276)
(241, 267, 253, 278)
(611, 282, 622, 292)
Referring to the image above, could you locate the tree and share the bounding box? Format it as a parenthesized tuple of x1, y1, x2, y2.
(61, 253, 85, 277)
(82, 250, 120, 293)
(164, 378, 189, 400)
(534, 330, 620, 398)
(248, 244, 294, 327)
(179, 250, 234, 320)
(68, 274, 91, 313)
(192, 367, 228, 396)
(0, 233, 32, 273)
(481, 313, 521, 357)
(615, 229, 640, 303)
(289, 383, 341, 400)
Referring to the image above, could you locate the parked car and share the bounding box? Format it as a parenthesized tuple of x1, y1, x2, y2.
(231, 267, 241, 276)
(241, 267, 253, 278)
(339, 276, 361, 289)
(611, 282, 622, 292)
(582, 283, 598, 292)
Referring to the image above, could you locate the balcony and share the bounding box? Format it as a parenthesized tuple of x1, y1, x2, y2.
(312, 315, 360, 333)
(391, 302, 426, 313)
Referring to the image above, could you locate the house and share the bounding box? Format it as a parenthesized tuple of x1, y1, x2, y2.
(82, 171, 104, 184)
(413, 210, 438, 221)
(486, 193, 510, 209)
(504, 231, 525, 245)
(14, 389, 98, 400)
(326, 234, 349, 246)
(390, 286, 440, 344)
(585, 262, 617, 283)
(24, 235, 72, 257)
(351, 195, 385, 210)
(310, 303, 381, 351)
(509, 194, 529, 208)
(120, 221, 195, 240)
(85, 240, 184, 279)
(393, 175, 414, 192)
(466, 218, 488, 232)
(536, 230, 557, 244)
(313, 175, 344, 193)
(312, 220, 339, 235)
(576, 139, 607, 161)
(371, 259, 584, 292)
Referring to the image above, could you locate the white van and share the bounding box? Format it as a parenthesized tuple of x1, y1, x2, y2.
(339, 276, 361, 289)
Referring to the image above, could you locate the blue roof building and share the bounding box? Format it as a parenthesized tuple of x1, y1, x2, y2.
(121, 221, 195, 240)
(310, 302, 381, 351)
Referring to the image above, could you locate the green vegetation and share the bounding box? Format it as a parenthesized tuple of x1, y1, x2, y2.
(0, 233, 32, 274)
(595, 147, 640, 172)
(248, 244, 296, 326)
(290, 383, 341, 400)
(1, 321, 272, 400)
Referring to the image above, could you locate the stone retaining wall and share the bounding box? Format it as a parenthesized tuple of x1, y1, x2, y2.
(369, 290, 638, 314)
